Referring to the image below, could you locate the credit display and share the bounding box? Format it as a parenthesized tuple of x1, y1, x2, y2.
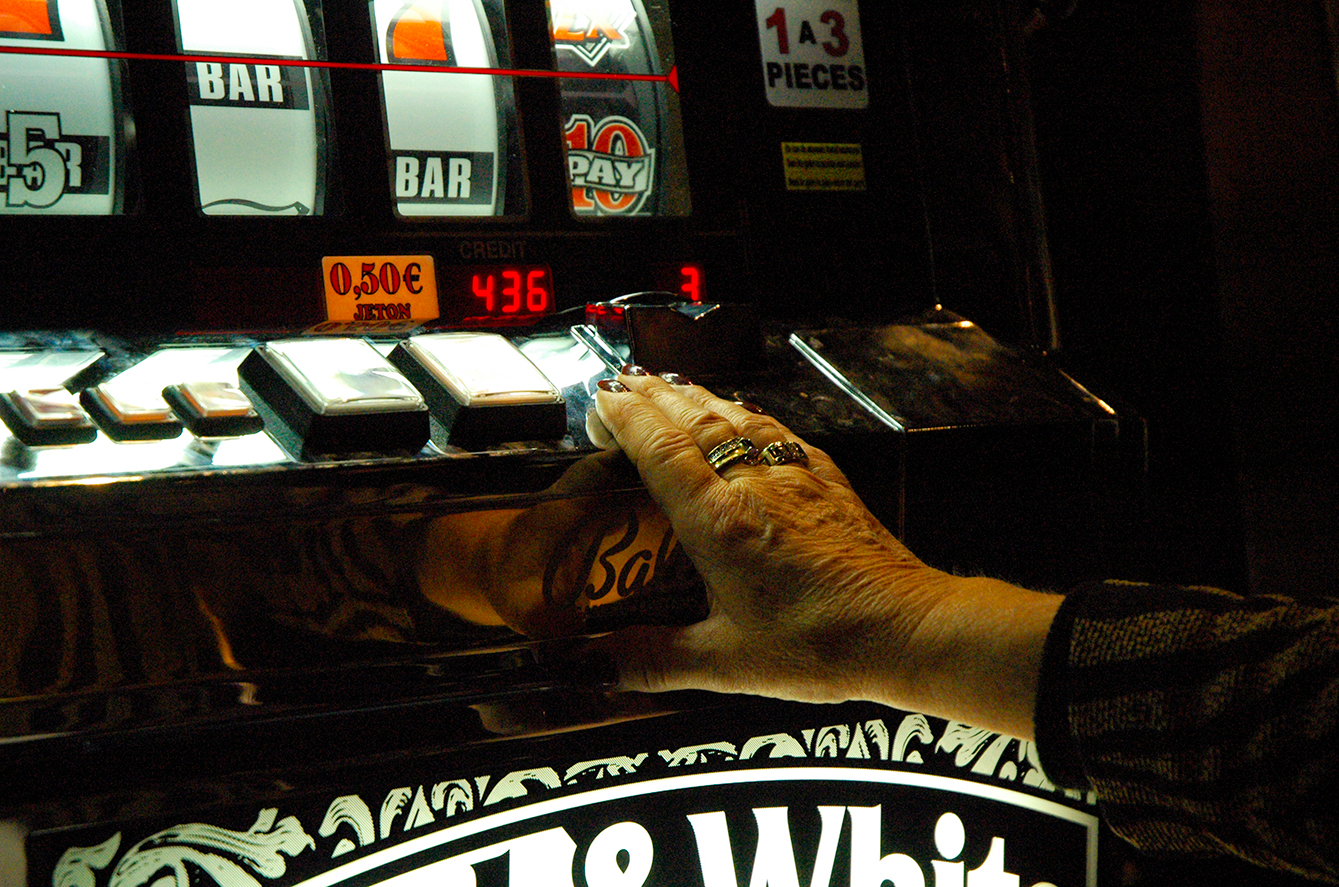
(548, 0, 690, 218)
(173, 0, 332, 215)
(438, 264, 556, 326)
(0, 0, 126, 214)
(370, 0, 519, 218)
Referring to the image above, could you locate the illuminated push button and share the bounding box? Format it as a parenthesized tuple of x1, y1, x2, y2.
(162, 380, 265, 439)
(79, 383, 183, 441)
(0, 347, 104, 384)
(0, 388, 98, 446)
(389, 332, 566, 447)
(238, 338, 430, 459)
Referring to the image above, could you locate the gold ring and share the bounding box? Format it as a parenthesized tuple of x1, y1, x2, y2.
(706, 436, 759, 472)
(758, 440, 808, 466)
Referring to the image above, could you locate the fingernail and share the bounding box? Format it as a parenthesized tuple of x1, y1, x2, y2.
(661, 372, 693, 386)
(736, 400, 765, 415)
(620, 364, 652, 376)
(598, 379, 630, 393)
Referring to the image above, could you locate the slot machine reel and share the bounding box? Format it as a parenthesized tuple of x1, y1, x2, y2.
(548, 0, 689, 217)
(0, 0, 128, 215)
(173, 0, 331, 215)
(372, 0, 514, 217)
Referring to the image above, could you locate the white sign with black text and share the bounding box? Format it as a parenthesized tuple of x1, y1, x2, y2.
(755, 0, 868, 109)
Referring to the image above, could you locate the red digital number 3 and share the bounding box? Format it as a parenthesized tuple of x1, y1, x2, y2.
(502, 269, 523, 313)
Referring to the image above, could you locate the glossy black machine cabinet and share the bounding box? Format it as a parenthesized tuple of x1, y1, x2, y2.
(1, 2, 1138, 885)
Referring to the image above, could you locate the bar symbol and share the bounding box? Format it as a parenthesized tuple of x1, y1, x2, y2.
(173, 0, 329, 215)
(373, 0, 508, 217)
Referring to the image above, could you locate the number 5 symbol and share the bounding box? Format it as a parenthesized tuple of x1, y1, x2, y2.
(5, 112, 68, 209)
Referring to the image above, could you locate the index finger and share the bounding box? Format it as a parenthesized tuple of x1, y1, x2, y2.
(593, 384, 724, 530)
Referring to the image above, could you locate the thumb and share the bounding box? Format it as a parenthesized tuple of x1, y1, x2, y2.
(581, 623, 722, 694)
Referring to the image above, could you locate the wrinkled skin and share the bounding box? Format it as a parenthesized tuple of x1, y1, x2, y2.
(588, 370, 1061, 740)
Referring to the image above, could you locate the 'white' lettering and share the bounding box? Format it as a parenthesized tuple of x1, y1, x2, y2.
(197, 62, 225, 100)
(613, 158, 646, 190)
(689, 806, 848, 887)
(229, 63, 255, 102)
(932, 813, 966, 887)
(396, 156, 420, 197)
(966, 838, 1019, 887)
(350, 803, 1041, 887)
(585, 822, 654, 887)
(569, 153, 591, 180)
(848, 806, 925, 887)
(689, 811, 738, 887)
(749, 808, 801, 887)
(448, 157, 471, 198)
(255, 65, 284, 102)
(421, 156, 444, 198)
(588, 156, 618, 187)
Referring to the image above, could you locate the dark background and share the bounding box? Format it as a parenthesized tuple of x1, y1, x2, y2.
(1020, 0, 1337, 600)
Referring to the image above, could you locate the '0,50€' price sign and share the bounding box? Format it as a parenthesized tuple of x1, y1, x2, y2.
(321, 255, 440, 331)
(756, 1, 868, 109)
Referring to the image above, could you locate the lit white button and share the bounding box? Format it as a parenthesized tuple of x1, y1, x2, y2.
(92, 385, 175, 423)
(402, 332, 561, 407)
(262, 338, 426, 416)
(177, 380, 256, 418)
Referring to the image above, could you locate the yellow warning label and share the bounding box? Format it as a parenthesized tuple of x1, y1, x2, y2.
(781, 142, 866, 191)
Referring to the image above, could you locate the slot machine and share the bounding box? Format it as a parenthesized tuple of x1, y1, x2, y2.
(1, 2, 1138, 885)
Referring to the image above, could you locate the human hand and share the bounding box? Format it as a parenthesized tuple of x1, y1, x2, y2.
(588, 369, 952, 703)
(589, 367, 1062, 740)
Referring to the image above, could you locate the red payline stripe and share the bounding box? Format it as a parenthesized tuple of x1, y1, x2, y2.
(0, 43, 675, 87)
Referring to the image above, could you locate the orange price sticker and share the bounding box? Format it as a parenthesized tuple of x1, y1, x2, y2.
(322, 255, 439, 327)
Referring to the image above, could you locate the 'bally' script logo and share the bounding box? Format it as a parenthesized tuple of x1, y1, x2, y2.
(543, 506, 683, 609)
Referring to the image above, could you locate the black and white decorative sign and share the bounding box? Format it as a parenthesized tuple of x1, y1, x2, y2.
(43, 709, 1098, 887)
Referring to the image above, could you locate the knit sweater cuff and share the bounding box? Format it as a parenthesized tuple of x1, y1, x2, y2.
(1032, 581, 1104, 789)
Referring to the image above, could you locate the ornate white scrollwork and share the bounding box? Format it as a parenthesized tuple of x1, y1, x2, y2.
(318, 795, 376, 858)
(49, 712, 1085, 884)
(53, 809, 313, 887)
(53, 833, 120, 887)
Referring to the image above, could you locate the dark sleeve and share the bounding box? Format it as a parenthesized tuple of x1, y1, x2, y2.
(1033, 580, 1339, 883)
